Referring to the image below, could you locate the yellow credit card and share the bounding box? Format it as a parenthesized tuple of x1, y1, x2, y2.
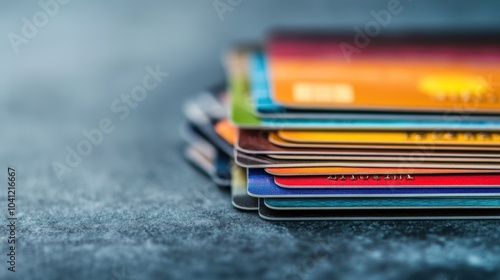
(278, 130, 500, 146)
(269, 132, 500, 151)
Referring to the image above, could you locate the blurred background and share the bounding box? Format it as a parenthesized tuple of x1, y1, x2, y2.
(1, 1, 500, 279)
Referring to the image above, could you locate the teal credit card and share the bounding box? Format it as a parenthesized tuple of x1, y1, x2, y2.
(264, 197, 500, 210)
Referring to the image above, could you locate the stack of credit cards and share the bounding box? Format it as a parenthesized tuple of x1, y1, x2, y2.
(182, 33, 500, 220)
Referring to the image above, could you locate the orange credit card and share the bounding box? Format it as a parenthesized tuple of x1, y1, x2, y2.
(268, 37, 500, 112)
(277, 130, 500, 146)
(215, 119, 237, 146)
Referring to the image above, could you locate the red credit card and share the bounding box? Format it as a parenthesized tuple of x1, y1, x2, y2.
(269, 33, 500, 62)
(274, 173, 500, 188)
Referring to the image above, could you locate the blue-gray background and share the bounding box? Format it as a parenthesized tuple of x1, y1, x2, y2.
(1, 1, 500, 279)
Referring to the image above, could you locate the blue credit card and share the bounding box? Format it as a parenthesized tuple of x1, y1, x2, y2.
(264, 197, 500, 209)
(247, 168, 500, 198)
(215, 149, 231, 184)
(249, 51, 283, 112)
(248, 51, 500, 124)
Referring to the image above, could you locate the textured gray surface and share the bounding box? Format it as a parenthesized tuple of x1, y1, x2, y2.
(1, 1, 500, 279)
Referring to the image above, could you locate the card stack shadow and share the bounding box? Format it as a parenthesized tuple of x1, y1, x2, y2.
(181, 32, 500, 220)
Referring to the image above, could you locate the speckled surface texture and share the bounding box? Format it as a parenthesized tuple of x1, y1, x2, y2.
(1, 1, 500, 279)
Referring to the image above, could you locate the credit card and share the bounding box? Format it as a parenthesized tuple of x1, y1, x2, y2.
(265, 166, 500, 176)
(180, 123, 231, 186)
(238, 130, 500, 157)
(236, 150, 500, 169)
(268, 154, 500, 163)
(278, 130, 500, 146)
(269, 32, 500, 60)
(180, 123, 216, 161)
(249, 50, 279, 112)
(264, 197, 500, 210)
(274, 173, 500, 188)
(250, 51, 500, 121)
(184, 90, 233, 157)
(269, 132, 500, 151)
(183, 145, 215, 178)
(258, 199, 500, 220)
(247, 168, 500, 198)
(231, 163, 258, 210)
(186, 83, 227, 119)
(268, 35, 500, 112)
(215, 119, 237, 146)
(226, 48, 500, 130)
(214, 150, 231, 186)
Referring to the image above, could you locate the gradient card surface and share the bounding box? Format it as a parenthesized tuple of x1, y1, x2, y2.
(267, 34, 500, 112)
